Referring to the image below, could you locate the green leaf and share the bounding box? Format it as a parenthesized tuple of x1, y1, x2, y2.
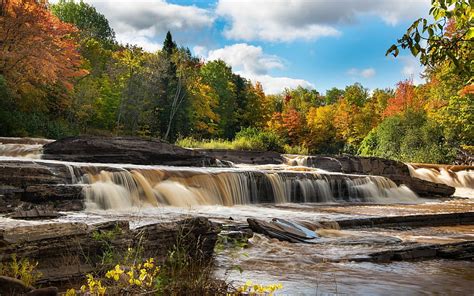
(415, 33, 421, 43)
(467, 27, 474, 40)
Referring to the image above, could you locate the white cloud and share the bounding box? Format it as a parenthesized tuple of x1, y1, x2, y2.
(192, 46, 208, 58)
(216, 0, 429, 42)
(52, 0, 215, 51)
(347, 67, 376, 78)
(399, 56, 425, 85)
(241, 73, 315, 94)
(207, 43, 284, 75)
(203, 43, 313, 94)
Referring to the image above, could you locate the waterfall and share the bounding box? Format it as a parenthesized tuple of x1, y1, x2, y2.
(81, 167, 419, 210)
(0, 137, 53, 159)
(0, 143, 43, 158)
(407, 164, 474, 198)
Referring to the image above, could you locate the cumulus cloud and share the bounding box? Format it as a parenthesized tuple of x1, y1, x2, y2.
(241, 73, 315, 94)
(207, 43, 284, 75)
(202, 43, 313, 94)
(347, 67, 376, 78)
(53, 0, 215, 51)
(216, 0, 428, 42)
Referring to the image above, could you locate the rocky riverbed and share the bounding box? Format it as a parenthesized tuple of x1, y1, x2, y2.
(0, 136, 473, 294)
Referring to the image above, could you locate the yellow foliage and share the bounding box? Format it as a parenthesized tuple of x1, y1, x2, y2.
(235, 280, 283, 295)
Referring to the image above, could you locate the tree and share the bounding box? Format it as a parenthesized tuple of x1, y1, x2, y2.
(383, 79, 421, 118)
(51, 0, 115, 47)
(325, 87, 344, 105)
(344, 83, 368, 107)
(306, 105, 339, 153)
(163, 31, 177, 56)
(0, 0, 85, 106)
(200, 60, 237, 138)
(359, 111, 455, 163)
(282, 108, 304, 145)
(387, 0, 473, 84)
(283, 86, 321, 113)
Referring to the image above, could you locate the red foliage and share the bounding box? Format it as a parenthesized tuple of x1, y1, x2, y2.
(383, 79, 420, 117)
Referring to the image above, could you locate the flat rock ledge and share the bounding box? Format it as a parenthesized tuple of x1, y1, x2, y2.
(43, 136, 220, 167)
(331, 212, 474, 229)
(0, 217, 220, 285)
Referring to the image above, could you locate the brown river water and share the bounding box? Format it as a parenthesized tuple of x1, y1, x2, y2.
(0, 138, 473, 295)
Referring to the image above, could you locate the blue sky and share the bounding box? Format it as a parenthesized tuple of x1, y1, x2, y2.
(69, 0, 430, 94)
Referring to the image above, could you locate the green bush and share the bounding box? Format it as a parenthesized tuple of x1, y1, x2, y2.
(176, 128, 285, 152)
(358, 110, 456, 163)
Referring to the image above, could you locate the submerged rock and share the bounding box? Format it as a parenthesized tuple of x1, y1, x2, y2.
(43, 136, 219, 167)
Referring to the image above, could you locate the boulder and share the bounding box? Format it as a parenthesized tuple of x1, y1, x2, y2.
(43, 136, 219, 167)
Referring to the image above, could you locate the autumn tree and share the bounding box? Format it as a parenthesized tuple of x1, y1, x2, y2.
(0, 0, 84, 108)
(383, 79, 422, 118)
(306, 105, 339, 153)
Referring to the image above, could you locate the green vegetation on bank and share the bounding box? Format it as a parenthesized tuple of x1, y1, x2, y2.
(0, 0, 472, 164)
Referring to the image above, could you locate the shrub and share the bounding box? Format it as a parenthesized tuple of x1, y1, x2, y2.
(358, 110, 456, 163)
(0, 254, 43, 286)
(176, 128, 286, 152)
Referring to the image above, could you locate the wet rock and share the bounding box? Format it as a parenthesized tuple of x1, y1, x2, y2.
(248, 218, 318, 243)
(333, 212, 474, 229)
(369, 241, 474, 262)
(9, 207, 63, 220)
(43, 136, 219, 167)
(0, 276, 34, 295)
(0, 161, 72, 187)
(198, 149, 283, 165)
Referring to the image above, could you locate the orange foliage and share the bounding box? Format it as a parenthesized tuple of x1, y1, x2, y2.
(383, 79, 421, 118)
(0, 0, 85, 101)
(282, 108, 303, 144)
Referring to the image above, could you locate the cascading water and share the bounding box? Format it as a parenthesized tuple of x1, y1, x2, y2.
(0, 137, 420, 209)
(0, 137, 53, 159)
(81, 166, 418, 210)
(0, 143, 43, 158)
(407, 164, 474, 198)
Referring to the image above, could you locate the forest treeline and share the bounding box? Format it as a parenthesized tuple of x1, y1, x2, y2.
(0, 0, 472, 163)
